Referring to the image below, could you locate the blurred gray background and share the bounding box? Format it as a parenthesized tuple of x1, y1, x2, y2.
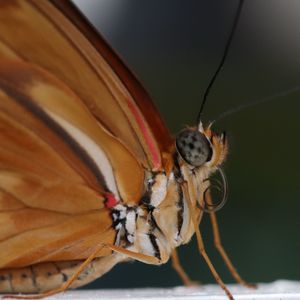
(72, 0, 299, 288)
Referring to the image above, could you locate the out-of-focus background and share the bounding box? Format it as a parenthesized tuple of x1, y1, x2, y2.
(72, 0, 299, 288)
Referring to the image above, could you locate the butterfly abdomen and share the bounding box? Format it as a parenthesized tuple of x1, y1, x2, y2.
(0, 254, 125, 293)
(0, 261, 80, 293)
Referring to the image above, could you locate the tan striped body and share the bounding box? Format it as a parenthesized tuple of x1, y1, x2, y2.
(0, 255, 125, 293)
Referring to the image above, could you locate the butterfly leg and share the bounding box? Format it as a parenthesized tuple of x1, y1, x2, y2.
(181, 181, 235, 300)
(206, 191, 256, 288)
(104, 244, 161, 265)
(171, 249, 199, 286)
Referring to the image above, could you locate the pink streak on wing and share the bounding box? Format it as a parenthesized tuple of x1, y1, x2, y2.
(125, 98, 161, 170)
(105, 193, 118, 208)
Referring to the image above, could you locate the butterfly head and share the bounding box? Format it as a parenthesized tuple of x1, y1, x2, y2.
(176, 121, 228, 220)
(175, 121, 227, 170)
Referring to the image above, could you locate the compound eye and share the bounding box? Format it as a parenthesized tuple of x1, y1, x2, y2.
(176, 129, 212, 167)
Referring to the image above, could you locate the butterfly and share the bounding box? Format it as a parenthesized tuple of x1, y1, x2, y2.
(0, 0, 255, 299)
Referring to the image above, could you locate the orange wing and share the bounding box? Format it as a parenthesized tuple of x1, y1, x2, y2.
(0, 0, 172, 269)
(0, 0, 172, 170)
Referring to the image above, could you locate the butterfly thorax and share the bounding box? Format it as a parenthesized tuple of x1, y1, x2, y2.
(111, 171, 183, 263)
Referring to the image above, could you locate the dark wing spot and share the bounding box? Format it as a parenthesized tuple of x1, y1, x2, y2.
(189, 143, 194, 149)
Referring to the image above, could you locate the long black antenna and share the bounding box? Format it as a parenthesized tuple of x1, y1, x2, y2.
(197, 0, 245, 125)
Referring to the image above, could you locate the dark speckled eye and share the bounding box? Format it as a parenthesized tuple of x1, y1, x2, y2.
(176, 129, 212, 167)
